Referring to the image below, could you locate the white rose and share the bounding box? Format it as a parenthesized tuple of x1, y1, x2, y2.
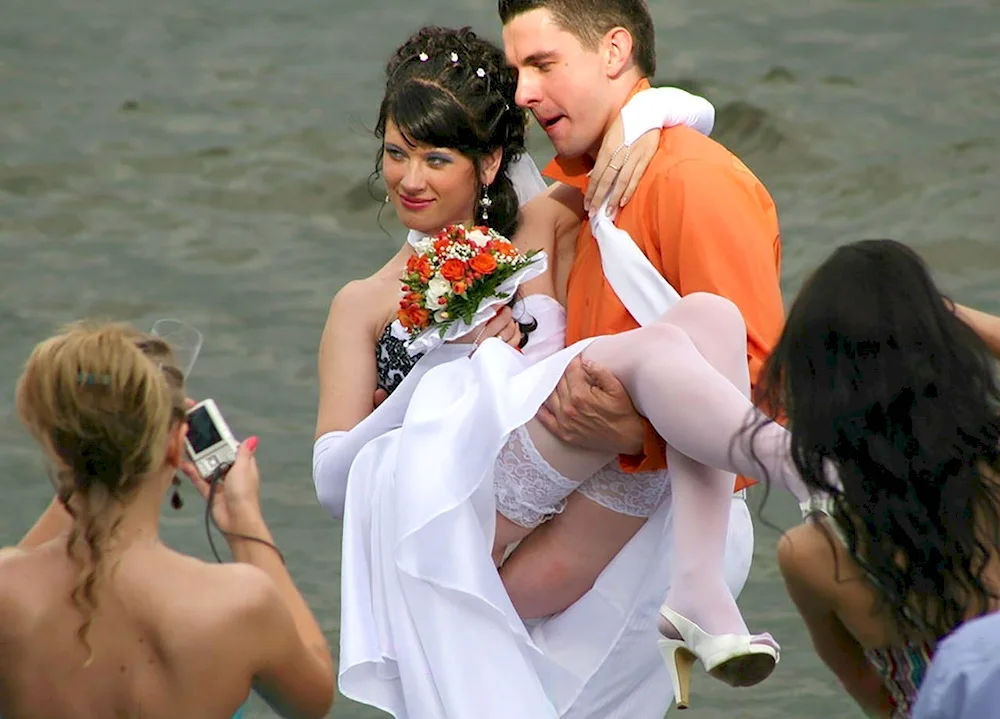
(466, 229, 491, 247)
(424, 275, 452, 309)
(413, 238, 434, 255)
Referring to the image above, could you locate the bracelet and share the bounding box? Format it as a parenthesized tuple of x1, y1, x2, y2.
(472, 323, 490, 345)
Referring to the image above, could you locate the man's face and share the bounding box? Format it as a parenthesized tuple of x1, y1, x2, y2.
(502, 8, 611, 159)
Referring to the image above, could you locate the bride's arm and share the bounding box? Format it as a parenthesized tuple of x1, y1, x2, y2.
(513, 182, 585, 303)
(312, 281, 392, 518)
(312, 280, 470, 518)
(620, 86, 715, 142)
(314, 281, 383, 441)
(585, 85, 716, 215)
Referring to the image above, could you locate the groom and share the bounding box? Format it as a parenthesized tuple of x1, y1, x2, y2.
(497, 0, 785, 709)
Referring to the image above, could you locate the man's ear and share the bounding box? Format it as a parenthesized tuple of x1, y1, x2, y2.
(603, 26, 634, 78)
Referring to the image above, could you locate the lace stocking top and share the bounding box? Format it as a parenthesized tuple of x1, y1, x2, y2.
(376, 322, 423, 395)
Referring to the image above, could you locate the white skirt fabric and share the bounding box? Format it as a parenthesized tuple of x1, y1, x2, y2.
(338, 295, 754, 719)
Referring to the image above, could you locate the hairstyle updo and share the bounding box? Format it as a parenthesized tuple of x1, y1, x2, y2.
(15, 321, 187, 663)
(373, 25, 528, 239)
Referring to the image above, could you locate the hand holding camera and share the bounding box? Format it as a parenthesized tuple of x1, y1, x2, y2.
(180, 398, 264, 537)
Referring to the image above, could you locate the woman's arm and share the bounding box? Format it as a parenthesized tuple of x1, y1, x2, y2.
(619, 86, 715, 142)
(16, 497, 71, 549)
(585, 85, 716, 213)
(777, 526, 896, 718)
(315, 279, 382, 440)
(513, 182, 585, 302)
(954, 303, 1000, 359)
(186, 440, 335, 719)
(312, 278, 474, 517)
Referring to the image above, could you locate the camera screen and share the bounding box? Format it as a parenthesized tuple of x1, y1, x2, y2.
(187, 406, 223, 454)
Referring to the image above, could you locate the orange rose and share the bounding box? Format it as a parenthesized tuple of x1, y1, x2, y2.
(440, 258, 467, 282)
(433, 238, 452, 254)
(418, 257, 433, 282)
(399, 291, 422, 307)
(397, 307, 413, 329)
(488, 239, 516, 257)
(469, 252, 497, 274)
(405, 305, 430, 329)
(452, 280, 467, 295)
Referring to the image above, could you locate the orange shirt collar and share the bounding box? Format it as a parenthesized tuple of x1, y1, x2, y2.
(541, 78, 653, 192)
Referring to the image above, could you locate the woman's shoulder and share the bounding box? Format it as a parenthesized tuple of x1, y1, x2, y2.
(778, 521, 852, 584)
(176, 555, 279, 610)
(0, 547, 28, 601)
(326, 274, 394, 336)
(778, 518, 868, 599)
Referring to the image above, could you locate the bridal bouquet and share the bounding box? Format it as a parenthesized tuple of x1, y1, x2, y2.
(397, 224, 546, 354)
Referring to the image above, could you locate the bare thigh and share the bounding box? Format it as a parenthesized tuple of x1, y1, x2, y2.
(499, 493, 647, 620)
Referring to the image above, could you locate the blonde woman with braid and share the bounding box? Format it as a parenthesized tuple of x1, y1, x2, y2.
(0, 322, 334, 719)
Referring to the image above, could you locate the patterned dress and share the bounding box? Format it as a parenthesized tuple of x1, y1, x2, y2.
(375, 322, 422, 395)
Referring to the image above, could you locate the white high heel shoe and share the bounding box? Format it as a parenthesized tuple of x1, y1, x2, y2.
(657, 605, 779, 709)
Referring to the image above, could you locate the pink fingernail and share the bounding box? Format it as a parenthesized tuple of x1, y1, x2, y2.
(246, 436, 259, 452)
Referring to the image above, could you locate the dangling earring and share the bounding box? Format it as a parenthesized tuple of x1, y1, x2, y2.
(170, 475, 184, 510)
(480, 185, 492, 223)
(384, 194, 390, 204)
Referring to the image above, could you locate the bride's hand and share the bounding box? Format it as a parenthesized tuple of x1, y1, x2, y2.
(584, 114, 659, 217)
(450, 305, 523, 348)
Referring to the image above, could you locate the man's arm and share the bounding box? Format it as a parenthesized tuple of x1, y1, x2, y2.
(538, 156, 785, 458)
(602, 157, 785, 470)
(654, 157, 784, 384)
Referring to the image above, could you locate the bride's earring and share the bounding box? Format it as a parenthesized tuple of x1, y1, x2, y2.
(480, 185, 492, 222)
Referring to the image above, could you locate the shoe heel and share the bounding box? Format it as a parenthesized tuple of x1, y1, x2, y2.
(659, 639, 697, 710)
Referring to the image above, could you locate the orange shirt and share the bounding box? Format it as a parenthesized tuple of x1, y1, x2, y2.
(543, 81, 784, 492)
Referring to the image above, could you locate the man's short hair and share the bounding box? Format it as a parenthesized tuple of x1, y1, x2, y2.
(498, 0, 656, 76)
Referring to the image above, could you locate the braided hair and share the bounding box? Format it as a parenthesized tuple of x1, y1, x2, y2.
(373, 26, 528, 239)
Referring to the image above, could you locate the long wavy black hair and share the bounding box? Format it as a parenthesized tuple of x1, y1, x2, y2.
(746, 238, 1000, 640)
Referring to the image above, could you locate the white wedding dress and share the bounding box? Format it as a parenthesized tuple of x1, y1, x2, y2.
(317, 89, 755, 718)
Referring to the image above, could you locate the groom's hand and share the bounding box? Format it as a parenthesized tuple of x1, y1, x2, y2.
(537, 357, 645, 455)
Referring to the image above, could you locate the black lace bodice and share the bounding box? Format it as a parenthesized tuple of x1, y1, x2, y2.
(376, 323, 423, 395)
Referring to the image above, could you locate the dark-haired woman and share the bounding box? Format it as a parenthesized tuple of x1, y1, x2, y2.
(761, 240, 1000, 717)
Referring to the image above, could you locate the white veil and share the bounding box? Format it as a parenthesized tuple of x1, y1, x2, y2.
(406, 153, 549, 248)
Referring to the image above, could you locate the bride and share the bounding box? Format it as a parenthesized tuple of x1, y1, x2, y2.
(313, 25, 800, 719)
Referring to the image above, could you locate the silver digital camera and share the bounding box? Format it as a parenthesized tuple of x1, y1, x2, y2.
(185, 398, 239, 478)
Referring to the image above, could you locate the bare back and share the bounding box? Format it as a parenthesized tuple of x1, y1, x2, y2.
(0, 541, 277, 719)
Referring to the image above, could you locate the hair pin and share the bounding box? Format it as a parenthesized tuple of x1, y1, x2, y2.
(78, 371, 112, 386)
(450, 52, 459, 63)
(476, 68, 486, 78)
(418, 52, 428, 62)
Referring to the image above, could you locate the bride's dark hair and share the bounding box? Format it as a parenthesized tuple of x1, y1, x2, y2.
(372, 26, 528, 240)
(746, 239, 1000, 641)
